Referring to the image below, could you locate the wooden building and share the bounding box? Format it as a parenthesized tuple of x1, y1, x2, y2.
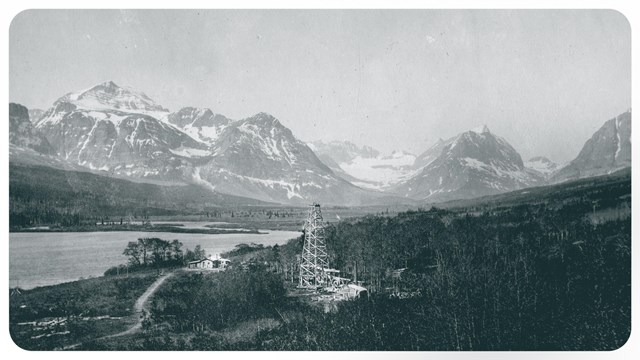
(187, 255, 231, 271)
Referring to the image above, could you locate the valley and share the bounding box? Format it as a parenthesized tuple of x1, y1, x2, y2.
(9, 168, 631, 350)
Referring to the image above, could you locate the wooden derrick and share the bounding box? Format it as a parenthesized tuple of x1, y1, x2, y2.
(299, 204, 330, 289)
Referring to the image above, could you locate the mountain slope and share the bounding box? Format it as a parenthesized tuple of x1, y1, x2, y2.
(28, 108, 45, 124)
(55, 81, 169, 116)
(308, 140, 380, 163)
(167, 107, 233, 144)
(10, 162, 269, 227)
(9, 103, 54, 154)
(413, 138, 447, 170)
(195, 113, 392, 205)
(391, 126, 541, 202)
(525, 156, 559, 179)
(34, 82, 210, 182)
(310, 140, 417, 190)
(551, 110, 631, 183)
(14, 81, 415, 206)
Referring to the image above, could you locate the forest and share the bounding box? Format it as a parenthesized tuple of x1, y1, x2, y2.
(83, 170, 631, 351)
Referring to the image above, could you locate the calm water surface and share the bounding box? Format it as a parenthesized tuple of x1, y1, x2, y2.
(10, 225, 300, 289)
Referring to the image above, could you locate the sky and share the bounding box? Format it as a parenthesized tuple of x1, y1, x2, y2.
(9, 9, 631, 163)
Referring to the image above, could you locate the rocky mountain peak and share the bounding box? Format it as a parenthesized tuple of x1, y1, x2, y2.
(58, 81, 169, 115)
(551, 110, 631, 183)
(469, 124, 491, 134)
(446, 128, 524, 170)
(9, 103, 54, 154)
(391, 125, 536, 201)
(246, 112, 281, 126)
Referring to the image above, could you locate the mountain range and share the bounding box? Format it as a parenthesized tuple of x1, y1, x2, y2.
(9, 81, 632, 206)
(12, 82, 397, 206)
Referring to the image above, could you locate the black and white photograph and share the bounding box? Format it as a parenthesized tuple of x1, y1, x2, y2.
(5, 7, 634, 353)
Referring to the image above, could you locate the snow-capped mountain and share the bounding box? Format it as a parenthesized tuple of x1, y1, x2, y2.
(35, 81, 207, 182)
(195, 113, 383, 205)
(308, 140, 380, 163)
(167, 107, 233, 144)
(309, 140, 417, 190)
(338, 150, 417, 190)
(56, 81, 169, 117)
(525, 156, 559, 178)
(10, 103, 54, 154)
(20, 81, 404, 205)
(551, 110, 631, 183)
(391, 125, 542, 202)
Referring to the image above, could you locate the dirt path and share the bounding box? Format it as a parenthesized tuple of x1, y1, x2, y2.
(105, 271, 175, 338)
(63, 271, 175, 349)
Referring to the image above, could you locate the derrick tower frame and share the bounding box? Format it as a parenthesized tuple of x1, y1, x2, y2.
(299, 203, 329, 289)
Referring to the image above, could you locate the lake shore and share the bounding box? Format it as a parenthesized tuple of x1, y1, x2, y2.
(10, 228, 301, 290)
(9, 224, 264, 235)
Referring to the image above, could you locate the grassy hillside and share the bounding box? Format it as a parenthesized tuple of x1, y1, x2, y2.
(9, 163, 268, 227)
(436, 167, 631, 211)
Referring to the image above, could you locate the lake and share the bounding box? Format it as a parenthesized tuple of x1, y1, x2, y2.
(9, 226, 300, 289)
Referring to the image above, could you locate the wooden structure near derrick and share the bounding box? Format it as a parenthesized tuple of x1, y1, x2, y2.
(299, 203, 330, 289)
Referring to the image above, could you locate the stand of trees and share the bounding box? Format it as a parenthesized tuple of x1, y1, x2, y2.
(254, 214, 630, 351)
(105, 238, 206, 275)
(148, 268, 287, 332)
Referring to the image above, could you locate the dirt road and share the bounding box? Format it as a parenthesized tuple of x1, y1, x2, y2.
(63, 271, 175, 349)
(106, 271, 175, 338)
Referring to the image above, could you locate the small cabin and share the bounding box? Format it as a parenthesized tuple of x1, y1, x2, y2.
(187, 255, 231, 271)
(187, 258, 215, 269)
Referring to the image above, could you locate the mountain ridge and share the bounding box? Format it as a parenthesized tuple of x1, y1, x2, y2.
(9, 81, 631, 206)
(17, 81, 410, 206)
(551, 110, 631, 183)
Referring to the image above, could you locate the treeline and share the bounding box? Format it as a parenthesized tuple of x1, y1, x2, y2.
(218, 175, 631, 350)
(104, 238, 206, 275)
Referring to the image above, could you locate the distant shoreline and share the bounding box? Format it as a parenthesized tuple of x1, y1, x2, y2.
(9, 225, 265, 235)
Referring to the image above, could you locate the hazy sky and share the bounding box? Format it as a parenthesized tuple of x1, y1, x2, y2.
(10, 10, 630, 163)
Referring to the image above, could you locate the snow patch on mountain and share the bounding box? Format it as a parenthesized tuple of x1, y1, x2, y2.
(60, 81, 169, 116)
(170, 146, 213, 158)
(339, 150, 418, 189)
(309, 140, 417, 190)
(614, 116, 622, 161)
(524, 156, 558, 176)
(215, 168, 304, 200)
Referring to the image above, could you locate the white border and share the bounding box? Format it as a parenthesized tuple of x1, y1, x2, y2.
(2, 2, 637, 360)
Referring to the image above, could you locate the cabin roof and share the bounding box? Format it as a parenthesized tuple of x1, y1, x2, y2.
(347, 284, 367, 292)
(188, 258, 214, 264)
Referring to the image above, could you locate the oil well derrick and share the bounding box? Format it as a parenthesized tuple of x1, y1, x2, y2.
(299, 203, 330, 289)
